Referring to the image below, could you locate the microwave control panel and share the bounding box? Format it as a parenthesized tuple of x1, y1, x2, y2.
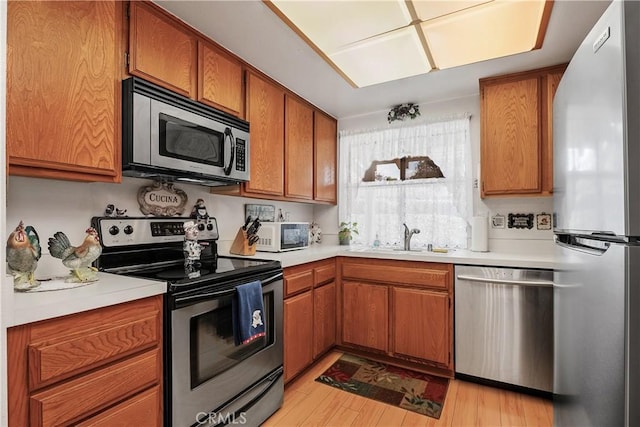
(236, 138, 246, 172)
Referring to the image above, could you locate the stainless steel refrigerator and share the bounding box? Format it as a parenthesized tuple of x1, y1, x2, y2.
(554, 1, 640, 426)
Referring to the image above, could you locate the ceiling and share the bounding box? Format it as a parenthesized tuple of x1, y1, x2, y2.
(265, 0, 552, 88)
(155, 0, 611, 120)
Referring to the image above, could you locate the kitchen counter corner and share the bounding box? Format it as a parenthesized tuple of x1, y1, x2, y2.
(3, 273, 166, 327)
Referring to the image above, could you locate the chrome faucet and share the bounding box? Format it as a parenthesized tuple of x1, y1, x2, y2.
(403, 223, 421, 251)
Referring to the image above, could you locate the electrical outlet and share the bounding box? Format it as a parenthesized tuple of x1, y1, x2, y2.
(473, 179, 479, 189)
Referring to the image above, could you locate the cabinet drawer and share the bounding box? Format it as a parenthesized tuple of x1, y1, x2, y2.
(76, 386, 161, 427)
(284, 270, 313, 297)
(28, 314, 159, 389)
(30, 349, 159, 427)
(314, 262, 336, 287)
(342, 261, 451, 290)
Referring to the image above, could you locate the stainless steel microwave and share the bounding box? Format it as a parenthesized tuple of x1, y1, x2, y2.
(122, 77, 250, 186)
(255, 222, 310, 252)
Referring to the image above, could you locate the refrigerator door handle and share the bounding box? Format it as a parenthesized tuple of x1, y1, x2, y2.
(554, 234, 610, 255)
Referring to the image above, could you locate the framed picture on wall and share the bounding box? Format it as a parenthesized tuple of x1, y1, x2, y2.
(245, 204, 276, 222)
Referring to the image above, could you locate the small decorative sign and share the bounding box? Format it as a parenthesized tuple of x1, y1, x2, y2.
(138, 181, 188, 217)
(508, 213, 534, 229)
(536, 213, 552, 230)
(491, 214, 505, 229)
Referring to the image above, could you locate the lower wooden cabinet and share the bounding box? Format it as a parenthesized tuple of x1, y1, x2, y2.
(391, 287, 450, 366)
(76, 386, 161, 427)
(341, 281, 388, 352)
(313, 281, 336, 358)
(284, 291, 313, 382)
(7, 296, 163, 427)
(339, 258, 454, 375)
(283, 258, 336, 383)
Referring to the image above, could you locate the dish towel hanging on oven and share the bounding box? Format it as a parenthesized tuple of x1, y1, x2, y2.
(232, 280, 266, 345)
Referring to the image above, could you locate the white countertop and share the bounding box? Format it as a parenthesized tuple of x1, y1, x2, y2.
(4, 272, 166, 327)
(221, 244, 555, 270)
(4, 245, 553, 328)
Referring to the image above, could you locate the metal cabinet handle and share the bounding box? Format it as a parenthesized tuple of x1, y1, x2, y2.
(456, 274, 553, 287)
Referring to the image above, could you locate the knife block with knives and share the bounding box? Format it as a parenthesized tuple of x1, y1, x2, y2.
(230, 216, 261, 256)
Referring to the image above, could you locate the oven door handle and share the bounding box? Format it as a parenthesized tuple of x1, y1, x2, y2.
(174, 272, 283, 305)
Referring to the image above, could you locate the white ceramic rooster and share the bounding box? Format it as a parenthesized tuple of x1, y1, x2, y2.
(48, 227, 102, 282)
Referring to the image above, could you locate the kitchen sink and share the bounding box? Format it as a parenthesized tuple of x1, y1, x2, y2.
(346, 246, 453, 255)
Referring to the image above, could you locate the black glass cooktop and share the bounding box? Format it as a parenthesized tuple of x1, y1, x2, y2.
(121, 256, 281, 289)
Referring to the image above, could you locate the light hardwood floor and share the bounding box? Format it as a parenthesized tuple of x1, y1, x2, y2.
(263, 351, 552, 427)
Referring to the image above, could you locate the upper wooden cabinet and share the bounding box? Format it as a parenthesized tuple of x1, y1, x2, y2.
(480, 64, 566, 198)
(314, 112, 338, 203)
(198, 40, 243, 116)
(285, 95, 314, 200)
(244, 71, 285, 196)
(128, 1, 197, 98)
(6, 0, 123, 183)
(129, 2, 244, 115)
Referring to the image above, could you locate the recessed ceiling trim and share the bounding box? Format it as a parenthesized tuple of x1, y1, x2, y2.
(404, 0, 437, 70)
(534, 0, 555, 49)
(262, 0, 359, 88)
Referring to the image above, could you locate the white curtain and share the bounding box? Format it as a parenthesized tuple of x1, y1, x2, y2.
(340, 114, 472, 249)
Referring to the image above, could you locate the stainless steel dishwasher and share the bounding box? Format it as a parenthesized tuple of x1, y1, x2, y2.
(455, 265, 553, 393)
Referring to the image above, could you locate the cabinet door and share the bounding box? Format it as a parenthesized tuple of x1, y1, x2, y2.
(391, 287, 450, 367)
(284, 291, 313, 382)
(29, 349, 159, 426)
(129, 1, 196, 98)
(198, 40, 243, 116)
(314, 112, 338, 204)
(285, 95, 314, 200)
(7, 1, 121, 183)
(76, 386, 161, 427)
(342, 281, 388, 352)
(542, 70, 565, 194)
(481, 77, 541, 196)
(313, 281, 336, 358)
(245, 71, 285, 196)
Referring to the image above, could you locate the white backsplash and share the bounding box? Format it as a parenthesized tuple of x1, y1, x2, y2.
(6, 176, 314, 277)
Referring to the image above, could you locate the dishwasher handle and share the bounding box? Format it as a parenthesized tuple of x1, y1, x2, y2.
(456, 274, 553, 288)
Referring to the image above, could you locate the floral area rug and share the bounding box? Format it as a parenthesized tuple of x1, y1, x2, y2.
(315, 354, 449, 419)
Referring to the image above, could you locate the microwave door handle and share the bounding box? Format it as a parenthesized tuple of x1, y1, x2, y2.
(223, 127, 235, 176)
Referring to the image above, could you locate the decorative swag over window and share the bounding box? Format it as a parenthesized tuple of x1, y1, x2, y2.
(339, 114, 472, 249)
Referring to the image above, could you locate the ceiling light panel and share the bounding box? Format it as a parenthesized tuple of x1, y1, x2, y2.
(421, 0, 548, 70)
(329, 26, 431, 88)
(411, 0, 494, 22)
(270, 0, 412, 54)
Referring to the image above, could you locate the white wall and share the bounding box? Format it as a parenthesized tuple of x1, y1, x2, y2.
(337, 94, 554, 254)
(6, 176, 315, 278)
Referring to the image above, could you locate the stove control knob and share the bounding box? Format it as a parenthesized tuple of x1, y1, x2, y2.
(108, 225, 119, 236)
(124, 225, 134, 235)
(198, 223, 205, 231)
(207, 223, 214, 231)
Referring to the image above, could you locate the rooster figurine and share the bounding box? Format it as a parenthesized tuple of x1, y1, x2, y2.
(6, 221, 41, 290)
(48, 227, 102, 283)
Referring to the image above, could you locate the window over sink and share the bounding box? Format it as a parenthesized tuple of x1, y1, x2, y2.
(340, 114, 472, 249)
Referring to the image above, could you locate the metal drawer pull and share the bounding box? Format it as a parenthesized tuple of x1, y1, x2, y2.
(456, 274, 553, 287)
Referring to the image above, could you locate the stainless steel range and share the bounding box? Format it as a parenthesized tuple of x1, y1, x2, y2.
(92, 216, 284, 427)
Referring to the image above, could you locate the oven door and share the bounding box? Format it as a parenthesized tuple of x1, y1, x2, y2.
(168, 271, 283, 427)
